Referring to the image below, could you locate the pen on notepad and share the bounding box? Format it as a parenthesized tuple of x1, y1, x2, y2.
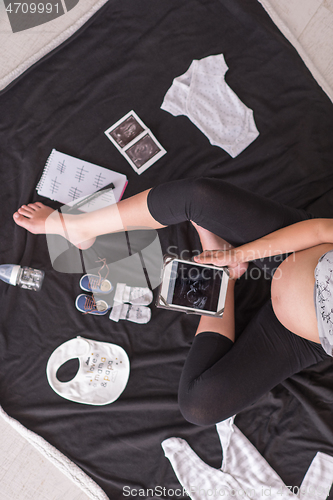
(67, 182, 115, 212)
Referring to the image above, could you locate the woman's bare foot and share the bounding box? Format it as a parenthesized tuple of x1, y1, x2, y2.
(191, 221, 248, 279)
(14, 203, 57, 233)
(13, 202, 96, 250)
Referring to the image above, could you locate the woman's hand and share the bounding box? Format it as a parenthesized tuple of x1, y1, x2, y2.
(194, 248, 239, 267)
(194, 249, 248, 279)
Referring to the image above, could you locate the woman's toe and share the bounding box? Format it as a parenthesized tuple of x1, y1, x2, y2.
(17, 209, 28, 217)
(18, 206, 34, 217)
(13, 212, 29, 227)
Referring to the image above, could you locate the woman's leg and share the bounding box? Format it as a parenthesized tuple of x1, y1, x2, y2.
(195, 279, 236, 341)
(148, 177, 312, 276)
(13, 189, 164, 248)
(177, 221, 328, 427)
(13, 177, 310, 260)
(193, 220, 249, 341)
(178, 299, 328, 426)
(147, 178, 311, 241)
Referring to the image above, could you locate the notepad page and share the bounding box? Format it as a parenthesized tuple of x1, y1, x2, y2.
(37, 149, 127, 209)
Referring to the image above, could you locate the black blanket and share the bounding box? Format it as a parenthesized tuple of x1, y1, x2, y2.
(1, 1, 333, 498)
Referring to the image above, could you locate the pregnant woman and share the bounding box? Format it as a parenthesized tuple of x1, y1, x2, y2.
(13, 177, 333, 425)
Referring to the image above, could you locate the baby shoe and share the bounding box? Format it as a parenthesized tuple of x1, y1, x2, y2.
(75, 294, 111, 315)
(80, 274, 113, 294)
(113, 283, 153, 306)
(109, 302, 151, 324)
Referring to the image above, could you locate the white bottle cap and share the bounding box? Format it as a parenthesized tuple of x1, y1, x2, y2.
(9, 265, 21, 286)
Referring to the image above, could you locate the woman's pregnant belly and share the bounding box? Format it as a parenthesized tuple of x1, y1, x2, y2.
(271, 243, 333, 342)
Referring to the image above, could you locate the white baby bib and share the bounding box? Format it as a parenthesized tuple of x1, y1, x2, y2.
(161, 54, 259, 157)
(46, 337, 130, 405)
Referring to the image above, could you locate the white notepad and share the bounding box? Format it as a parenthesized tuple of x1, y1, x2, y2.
(36, 149, 128, 212)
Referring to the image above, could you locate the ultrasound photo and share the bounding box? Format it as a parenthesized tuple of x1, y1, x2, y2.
(125, 134, 161, 168)
(109, 115, 144, 148)
(172, 262, 222, 312)
(105, 110, 166, 174)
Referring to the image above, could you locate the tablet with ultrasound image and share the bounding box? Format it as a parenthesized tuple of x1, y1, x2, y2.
(159, 259, 229, 316)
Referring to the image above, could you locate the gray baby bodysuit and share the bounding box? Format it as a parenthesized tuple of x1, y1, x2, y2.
(161, 54, 259, 157)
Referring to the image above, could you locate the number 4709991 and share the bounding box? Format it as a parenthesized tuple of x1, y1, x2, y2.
(5, 3, 60, 14)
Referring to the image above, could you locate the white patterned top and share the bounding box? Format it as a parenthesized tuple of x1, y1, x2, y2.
(160, 54, 259, 158)
(314, 250, 333, 356)
(162, 416, 333, 500)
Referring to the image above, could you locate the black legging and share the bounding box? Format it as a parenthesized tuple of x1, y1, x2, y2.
(147, 178, 329, 426)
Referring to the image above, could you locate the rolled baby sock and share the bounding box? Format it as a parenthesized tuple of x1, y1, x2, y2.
(113, 283, 153, 306)
(109, 302, 151, 324)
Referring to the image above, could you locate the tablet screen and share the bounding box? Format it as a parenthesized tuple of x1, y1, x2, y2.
(167, 261, 223, 312)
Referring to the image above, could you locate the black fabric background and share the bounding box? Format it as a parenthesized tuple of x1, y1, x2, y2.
(0, 1, 333, 498)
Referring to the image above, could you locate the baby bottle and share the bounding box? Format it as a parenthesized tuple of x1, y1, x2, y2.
(0, 264, 45, 291)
